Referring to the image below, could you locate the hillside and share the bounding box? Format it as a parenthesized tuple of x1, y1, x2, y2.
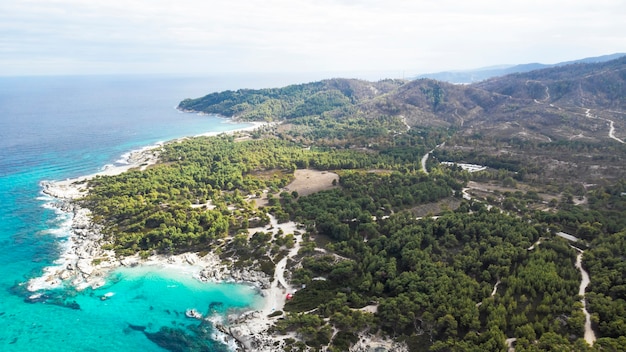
(450, 57, 626, 186)
(365, 56, 626, 142)
(178, 78, 405, 121)
(476, 55, 626, 108)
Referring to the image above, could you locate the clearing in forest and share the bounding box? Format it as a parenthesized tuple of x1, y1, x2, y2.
(285, 169, 339, 197)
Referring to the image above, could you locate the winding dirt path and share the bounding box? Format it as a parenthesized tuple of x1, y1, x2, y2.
(526, 80, 551, 104)
(401, 115, 411, 131)
(544, 231, 597, 345)
(421, 142, 445, 175)
(554, 231, 596, 346)
(512, 234, 596, 349)
(573, 247, 596, 346)
(505, 337, 517, 352)
(421, 152, 430, 175)
(491, 280, 501, 297)
(585, 108, 625, 144)
(527, 238, 542, 251)
(248, 215, 302, 316)
(607, 119, 624, 144)
(476, 280, 501, 308)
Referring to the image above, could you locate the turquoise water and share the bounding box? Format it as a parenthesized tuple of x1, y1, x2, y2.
(0, 75, 291, 351)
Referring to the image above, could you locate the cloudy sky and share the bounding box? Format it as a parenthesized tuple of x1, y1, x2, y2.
(1, 0, 624, 77)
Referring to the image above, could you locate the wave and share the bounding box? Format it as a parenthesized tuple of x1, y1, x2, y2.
(38, 216, 72, 238)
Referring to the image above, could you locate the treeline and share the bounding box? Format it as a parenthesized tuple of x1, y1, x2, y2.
(272, 170, 459, 244)
(535, 180, 626, 237)
(285, 115, 406, 148)
(432, 147, 525, 173)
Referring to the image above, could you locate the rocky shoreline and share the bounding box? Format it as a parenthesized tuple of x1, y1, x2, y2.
(35, 175, 291, 351)
(27, 199, 113, 292)
(29, 121, 271, 291)
(30, 138, 276, 291)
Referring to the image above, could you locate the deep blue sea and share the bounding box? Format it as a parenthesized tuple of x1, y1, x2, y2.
(0, 74, 318, 351)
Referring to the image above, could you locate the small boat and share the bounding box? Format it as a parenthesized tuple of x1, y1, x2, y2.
(100, 292, 115, 301)
(185, 308, 203, 319)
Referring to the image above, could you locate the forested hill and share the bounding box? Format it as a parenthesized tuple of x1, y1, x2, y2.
(177, 78, 405, 121)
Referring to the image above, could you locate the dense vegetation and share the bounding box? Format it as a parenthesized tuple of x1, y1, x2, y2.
(81, 58, 626, 351)
(178, 78, 405, 121)
(82, 134, 436, 256)
(278, 195, 597, 351)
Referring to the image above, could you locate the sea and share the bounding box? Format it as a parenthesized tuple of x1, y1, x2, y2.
(0, 73, 324, 351)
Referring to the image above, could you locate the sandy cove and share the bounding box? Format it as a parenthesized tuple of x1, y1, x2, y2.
(34, 173, 304, 351)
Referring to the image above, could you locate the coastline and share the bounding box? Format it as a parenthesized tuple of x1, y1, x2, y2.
(29, 119, 273, 292)
(30, 145, 162, 292)
(28, 119, 296, 351)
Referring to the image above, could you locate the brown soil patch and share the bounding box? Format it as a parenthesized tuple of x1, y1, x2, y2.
(285, 169, 339, 197)
(252, 169, 339, 207)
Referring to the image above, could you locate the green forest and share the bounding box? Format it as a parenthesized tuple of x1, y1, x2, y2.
(78, 75, 626, 351)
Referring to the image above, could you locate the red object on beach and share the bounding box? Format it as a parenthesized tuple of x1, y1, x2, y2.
(286, 293, 293, 300)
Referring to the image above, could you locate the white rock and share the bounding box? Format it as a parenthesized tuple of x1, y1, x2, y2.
(76, 259, 94, 275)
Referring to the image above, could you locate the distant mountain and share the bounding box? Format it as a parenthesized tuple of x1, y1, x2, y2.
(414, 53, 626, 84)
(474, 55, 626, 110)
(365, 55, 626, 140)
(361, 55, 626, 183)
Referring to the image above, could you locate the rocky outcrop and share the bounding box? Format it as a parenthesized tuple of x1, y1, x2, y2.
(198, 265, 271, 290)
(350, 334, 409, 352)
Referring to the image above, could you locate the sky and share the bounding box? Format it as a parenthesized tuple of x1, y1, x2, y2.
(1, 0, 625, 78)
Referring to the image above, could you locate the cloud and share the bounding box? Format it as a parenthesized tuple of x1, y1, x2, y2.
(1, 0, 625, 76)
